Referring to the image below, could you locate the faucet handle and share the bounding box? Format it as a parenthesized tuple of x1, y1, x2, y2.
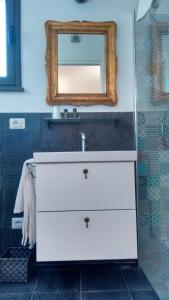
(80, 132, 86, 139)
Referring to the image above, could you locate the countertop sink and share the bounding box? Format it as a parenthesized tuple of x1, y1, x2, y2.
(33, 151, 137, 163)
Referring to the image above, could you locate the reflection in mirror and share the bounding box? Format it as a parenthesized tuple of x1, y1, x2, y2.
(58, 65, 102, 93)
(153, 22, 169, 101)
(58, 33, 105, 94)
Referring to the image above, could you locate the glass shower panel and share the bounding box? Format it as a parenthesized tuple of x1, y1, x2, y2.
(135, 0, 169, 299)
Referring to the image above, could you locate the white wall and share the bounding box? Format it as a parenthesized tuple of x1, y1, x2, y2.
(0, 0, 137, 113)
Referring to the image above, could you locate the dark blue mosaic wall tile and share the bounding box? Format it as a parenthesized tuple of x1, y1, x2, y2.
(0, 115, 3, 151)
(2, 229, 22, 253)
(40, 115, 79, 152)
(0, 112, 134, 251)
(40, 112, 135, 152)
(2, 188, 18, 229)
(3, 114, 41, 153)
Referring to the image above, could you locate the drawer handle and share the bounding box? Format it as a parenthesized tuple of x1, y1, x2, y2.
(84, 217, 90, 228)
(83, 168, 88, 179)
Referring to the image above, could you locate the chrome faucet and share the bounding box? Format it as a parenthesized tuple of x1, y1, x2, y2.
(80, 132, 86, 151)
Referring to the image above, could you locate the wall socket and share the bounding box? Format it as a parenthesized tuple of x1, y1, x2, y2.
(12, 218, 23, 229)
(9, 118, 25, 129)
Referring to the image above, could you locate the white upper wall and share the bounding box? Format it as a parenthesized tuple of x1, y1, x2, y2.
(0, 0, 137, 112)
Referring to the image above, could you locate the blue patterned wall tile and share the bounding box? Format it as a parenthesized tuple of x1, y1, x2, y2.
(161, 225, 169, 240)
(159, 137, 169, 150)
(149, 213, 160, 226)
(145, 112, 158, 126)
(138, 138, 146, 150)
(137, 113, 145, 126)
(160, 175, 169, 188)
(138, 213, 149, 226)
(147, 151, 159, 162)
(160, 188, 169, 210)
(159, 125, 169, 137)
(138, 163, 147, 176)
(147, 176, 160, 187)
(160, 163, 169, 175)
(138, 151, 147, 162)
(149, 225, 161, 238)
(159, 150, 169, 162)
(147, 161, 160, 176)
(159, 213, 169, 226)
(148, 200, 160, 212)
(138, 201, 149, 216)
(138, 188, 147, 200)
(138, 176, 147, 187)
(147, 187, 160, 201)
(138, 127, 146, 139)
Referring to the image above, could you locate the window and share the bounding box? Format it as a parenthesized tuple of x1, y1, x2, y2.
(0, 0, 22, 91)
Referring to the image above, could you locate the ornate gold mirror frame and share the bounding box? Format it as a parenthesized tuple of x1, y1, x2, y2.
(45, 20, 117, 106)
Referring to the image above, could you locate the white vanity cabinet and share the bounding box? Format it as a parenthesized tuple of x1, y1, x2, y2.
(34, 151, 138, 262)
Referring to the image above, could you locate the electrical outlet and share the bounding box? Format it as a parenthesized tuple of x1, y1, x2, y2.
(12, 218, 23, 229)
(9, 118, 25, 129)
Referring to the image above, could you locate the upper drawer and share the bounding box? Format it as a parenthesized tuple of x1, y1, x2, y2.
(36, 162, 136, 211)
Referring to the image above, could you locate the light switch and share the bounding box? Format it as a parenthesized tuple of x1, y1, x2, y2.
(9, 118, 25, 129)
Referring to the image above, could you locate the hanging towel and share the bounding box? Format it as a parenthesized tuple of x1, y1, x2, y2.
(14, 158, 36, 249)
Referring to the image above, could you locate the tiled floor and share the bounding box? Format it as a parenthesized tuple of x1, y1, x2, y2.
(0, 264, 159, 299)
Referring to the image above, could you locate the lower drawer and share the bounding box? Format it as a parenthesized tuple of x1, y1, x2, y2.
(36, 210, 137, 262)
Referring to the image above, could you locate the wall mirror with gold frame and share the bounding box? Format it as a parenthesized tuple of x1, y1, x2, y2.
(153, 22, 169, 101)
(45, 20, 117, 106)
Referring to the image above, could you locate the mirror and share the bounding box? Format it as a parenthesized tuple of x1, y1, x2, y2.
(58, 33, 105, 94)
(153, 22, 169, 101)
(45, 21, 117, 106)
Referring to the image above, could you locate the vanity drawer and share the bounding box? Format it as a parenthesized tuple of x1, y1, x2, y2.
(36, 210, 137, 261)
(36, 162, 135, 211)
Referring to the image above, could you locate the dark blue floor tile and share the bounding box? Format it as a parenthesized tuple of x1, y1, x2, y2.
(32, 292, 79, 300)
(0, 276, 37, 293)
(35, 270, 80, 292)
(131, 290, 159, 300)
(0, 293, 31, 299)
(121, 266, 152, 290)
(82, 291, 132, 300)
(81, 266, 127, 291)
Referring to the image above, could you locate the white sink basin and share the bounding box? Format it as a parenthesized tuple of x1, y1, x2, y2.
(33, 151, 137, 163)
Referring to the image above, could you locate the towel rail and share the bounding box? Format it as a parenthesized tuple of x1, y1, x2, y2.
(26, 163, 36, 178)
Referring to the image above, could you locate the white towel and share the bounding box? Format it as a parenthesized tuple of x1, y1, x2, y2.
(14, 158, 36, 249)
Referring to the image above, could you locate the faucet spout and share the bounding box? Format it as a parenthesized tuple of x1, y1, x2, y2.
(80, 132, 86, 151)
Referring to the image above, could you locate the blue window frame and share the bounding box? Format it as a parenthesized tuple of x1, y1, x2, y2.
(0, 0, 23, 91)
